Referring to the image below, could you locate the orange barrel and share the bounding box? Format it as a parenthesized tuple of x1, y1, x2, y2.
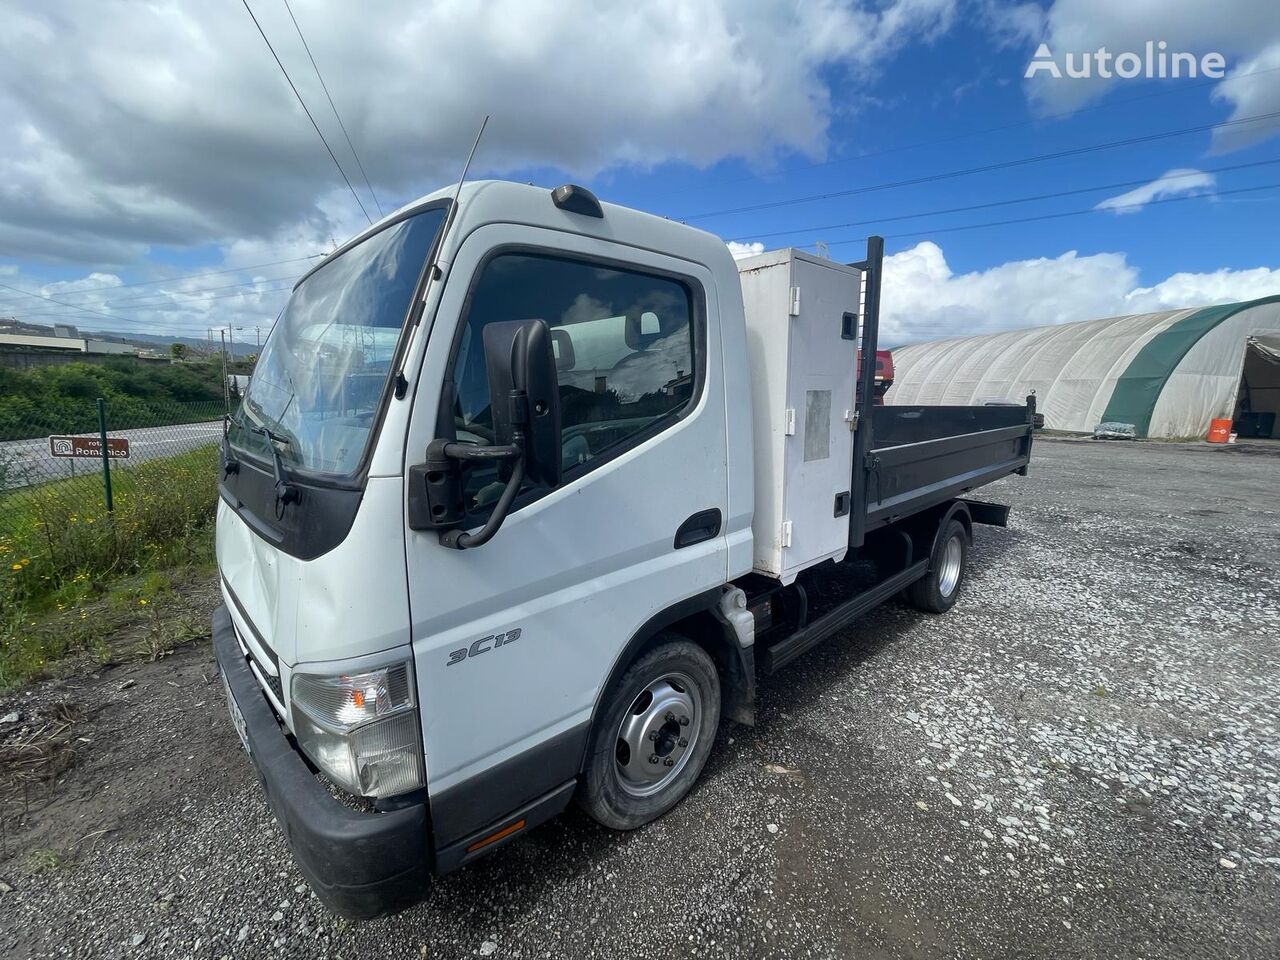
(1206, 419, 1232, 443)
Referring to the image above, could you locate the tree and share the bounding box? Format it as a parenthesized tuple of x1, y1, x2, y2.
(170, 342, 189, 360)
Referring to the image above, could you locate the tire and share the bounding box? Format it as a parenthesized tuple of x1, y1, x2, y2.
(905, 517, 969, 614)
(577, 635, 721, 831)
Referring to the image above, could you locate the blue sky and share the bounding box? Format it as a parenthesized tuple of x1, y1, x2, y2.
(0, 0, 1277, 344)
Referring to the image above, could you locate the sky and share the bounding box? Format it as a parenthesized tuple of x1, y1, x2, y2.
(0, 0, 1278, 346)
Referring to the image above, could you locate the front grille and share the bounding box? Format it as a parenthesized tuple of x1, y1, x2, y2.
(257, 666, 284, 703)
(223, 579, 284, 708)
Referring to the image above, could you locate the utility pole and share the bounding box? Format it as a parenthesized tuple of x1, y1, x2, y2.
(220, 330, 231, 413)
(228, 325, 235, 363)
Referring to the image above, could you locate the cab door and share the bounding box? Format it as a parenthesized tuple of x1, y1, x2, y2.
(403, 223, 728, 848)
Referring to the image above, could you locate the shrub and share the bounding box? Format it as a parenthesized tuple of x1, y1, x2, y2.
(0, 445, 219, 685)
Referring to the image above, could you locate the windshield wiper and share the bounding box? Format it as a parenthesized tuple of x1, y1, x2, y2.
(248, 422, 300, 510)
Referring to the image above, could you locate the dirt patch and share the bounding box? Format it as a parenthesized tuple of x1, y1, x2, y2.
(0, 572, 222, 873)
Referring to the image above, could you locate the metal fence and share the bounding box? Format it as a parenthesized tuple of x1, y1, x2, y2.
(0, 398, 223, 548)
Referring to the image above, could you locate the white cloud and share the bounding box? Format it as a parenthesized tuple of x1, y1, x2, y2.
(1014, 0, 1280, 147)
(1211, 42, 1280, 153)
(1094, 168, 1216, 215)
(882, 240, 1280, 344)
(726, 241, 765, 260)
(1124, 267, 1280, 312)
(0, 0, 961, 265)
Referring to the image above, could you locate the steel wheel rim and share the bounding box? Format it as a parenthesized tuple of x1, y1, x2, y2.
(938, 534, 963, 597)
(614, 672, 701, 798)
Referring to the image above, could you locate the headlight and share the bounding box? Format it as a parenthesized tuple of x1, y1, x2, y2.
(290, 661, 425, 799)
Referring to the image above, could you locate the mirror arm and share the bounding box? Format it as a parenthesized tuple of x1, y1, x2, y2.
(440, 438, 526, 550)
(439, 441, 521, 462)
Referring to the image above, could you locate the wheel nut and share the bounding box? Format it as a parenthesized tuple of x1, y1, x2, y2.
(678, 738, 688, 748)
(665, 712, 675, 723)
(678, 716, 690, 726)
(648, 731, 660, 741)
(663, 758, 675, 766)
(649, 755, 660, 764)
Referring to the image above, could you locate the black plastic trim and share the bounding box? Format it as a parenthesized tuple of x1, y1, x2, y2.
(434, 780, 577, 874)
(218, 475, 365, 562)
(674, 508, 721, 549)
(550, 184, 604, 218)
(211, 605, 430, 920)
(960, 499, 1010, 527)
(761, 558, 930, 674)
(429, 723, 588, 849)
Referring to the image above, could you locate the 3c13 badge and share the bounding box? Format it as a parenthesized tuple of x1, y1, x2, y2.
(446, 628, 522, 666)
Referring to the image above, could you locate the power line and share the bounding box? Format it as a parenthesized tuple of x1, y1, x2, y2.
(816, 180, 1280, 250)
(732, 157, 1280, 243)
(681, 108, 1280, 222)
(0, 255, 323, 306)
(86, 274, 303, 308)
(13, 283, 296, 320)
(281, 0, 383, 218)
(665, 63, 1280, 200)
(239, 0, 374, 225)
(0, 280, 146, 327)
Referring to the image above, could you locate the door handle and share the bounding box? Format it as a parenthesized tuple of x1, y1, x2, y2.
(674, 508, 722, 549)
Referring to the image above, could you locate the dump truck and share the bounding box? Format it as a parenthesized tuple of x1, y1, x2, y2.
(213, 180, 1036, 918)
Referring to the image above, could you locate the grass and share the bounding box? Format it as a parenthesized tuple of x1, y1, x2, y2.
(27, 848, 62, 873)
(0, 445, 219, 688)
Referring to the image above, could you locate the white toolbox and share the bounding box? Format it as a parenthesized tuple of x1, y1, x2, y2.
(736, 249, 862, 584)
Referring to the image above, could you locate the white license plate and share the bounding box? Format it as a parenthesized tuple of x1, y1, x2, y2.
(222, 672, 251, 754)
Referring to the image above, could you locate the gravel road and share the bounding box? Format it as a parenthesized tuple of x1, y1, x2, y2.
(2, 438, 1278, 959)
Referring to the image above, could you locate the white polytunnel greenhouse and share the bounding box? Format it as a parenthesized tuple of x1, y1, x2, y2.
(885, 296, 1280, 439)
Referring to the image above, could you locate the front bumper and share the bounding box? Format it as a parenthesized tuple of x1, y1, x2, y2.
(212, 605, 430, 919)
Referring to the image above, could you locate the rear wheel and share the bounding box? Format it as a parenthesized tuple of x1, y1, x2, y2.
(906, 517, 969, 613)
(577, 636, 720, 830)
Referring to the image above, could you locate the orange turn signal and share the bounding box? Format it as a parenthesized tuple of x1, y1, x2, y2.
(465, 819, 526, 853)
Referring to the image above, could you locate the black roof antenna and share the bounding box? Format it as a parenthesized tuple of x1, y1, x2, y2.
(394, 115, 488, 398)
(437, 114, 486, 264)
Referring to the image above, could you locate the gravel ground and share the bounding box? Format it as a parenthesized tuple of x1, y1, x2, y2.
(2, 437, 1278, 959)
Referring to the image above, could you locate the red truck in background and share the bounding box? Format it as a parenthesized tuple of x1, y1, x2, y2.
(857, 349, 894, 404)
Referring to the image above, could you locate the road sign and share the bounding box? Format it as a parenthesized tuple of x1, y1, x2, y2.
(48, 435, 130, 460)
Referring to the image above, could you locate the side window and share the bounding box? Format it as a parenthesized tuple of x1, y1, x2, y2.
(450, 252, 698, 513)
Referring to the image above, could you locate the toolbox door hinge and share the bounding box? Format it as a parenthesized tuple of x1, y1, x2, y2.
(789, 286, 800, 317)
(784, 408, 796, 436)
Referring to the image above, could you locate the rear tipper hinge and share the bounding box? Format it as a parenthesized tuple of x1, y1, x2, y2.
(781, 520, 793, 548)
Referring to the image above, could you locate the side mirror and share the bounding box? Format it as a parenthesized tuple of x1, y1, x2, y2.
(482, 318, 562, 488)
(408, 318, 561, 549)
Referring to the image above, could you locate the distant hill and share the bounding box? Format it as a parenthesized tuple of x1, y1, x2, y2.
(85, 329, 259, 358)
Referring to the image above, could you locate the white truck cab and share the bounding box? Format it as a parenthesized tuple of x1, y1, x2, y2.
(214, 180, 1035, 918)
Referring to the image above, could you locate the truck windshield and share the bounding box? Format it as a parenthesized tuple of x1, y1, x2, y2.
(229, 207, 446, 479)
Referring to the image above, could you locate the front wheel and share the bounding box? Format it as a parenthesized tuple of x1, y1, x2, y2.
(577, 636, 721, 830)
(906, 517, 969, 613)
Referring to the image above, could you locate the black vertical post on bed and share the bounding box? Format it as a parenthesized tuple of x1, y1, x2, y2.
(847, 235, 883, 550)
